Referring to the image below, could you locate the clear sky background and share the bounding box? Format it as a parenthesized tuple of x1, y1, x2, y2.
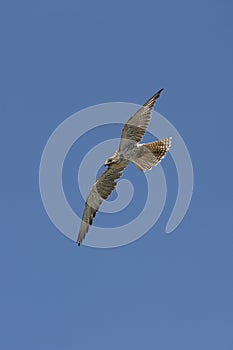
(1, 0, 233, 349)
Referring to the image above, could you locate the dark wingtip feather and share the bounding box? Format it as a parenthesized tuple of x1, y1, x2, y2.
(143, 88, 164, 108)
(156, 88, 164, 97)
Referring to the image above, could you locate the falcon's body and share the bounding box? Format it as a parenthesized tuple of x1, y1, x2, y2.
(77, 89, 171, 245)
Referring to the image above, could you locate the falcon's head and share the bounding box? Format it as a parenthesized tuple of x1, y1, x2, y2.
(104, 151, 120, 166)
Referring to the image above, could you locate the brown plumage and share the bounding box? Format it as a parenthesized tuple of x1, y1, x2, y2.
(133, 138, 172, 171)
(119, 89, 163, 151)
(77, 159, 129, 245)
(77, 89, 171, 246)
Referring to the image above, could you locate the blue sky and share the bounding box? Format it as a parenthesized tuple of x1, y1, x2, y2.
(1, 0, 233, 349)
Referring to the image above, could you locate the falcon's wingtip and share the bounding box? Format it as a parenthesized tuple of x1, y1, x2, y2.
(157, 88, 164, 95)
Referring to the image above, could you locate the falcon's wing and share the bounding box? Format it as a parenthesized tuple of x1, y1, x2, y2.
(77, 159, 129, 245)
(119, 89, 163, 152)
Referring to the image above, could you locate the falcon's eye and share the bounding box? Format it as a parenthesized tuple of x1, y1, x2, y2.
(105, 159, 112, 166)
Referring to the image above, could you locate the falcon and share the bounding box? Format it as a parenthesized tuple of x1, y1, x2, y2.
(77, 89, 171, 245)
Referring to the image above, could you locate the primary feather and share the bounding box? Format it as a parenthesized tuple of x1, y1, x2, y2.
(77, 88, 171, 246)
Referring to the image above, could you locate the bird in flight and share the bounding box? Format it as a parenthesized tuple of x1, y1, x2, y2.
(77, 89, 171, 245)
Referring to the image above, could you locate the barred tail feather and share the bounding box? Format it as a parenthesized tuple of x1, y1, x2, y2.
(133, 137, 172, 172)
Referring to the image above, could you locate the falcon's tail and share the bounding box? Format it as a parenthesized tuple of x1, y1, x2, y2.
(133, 137, 172, 172)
